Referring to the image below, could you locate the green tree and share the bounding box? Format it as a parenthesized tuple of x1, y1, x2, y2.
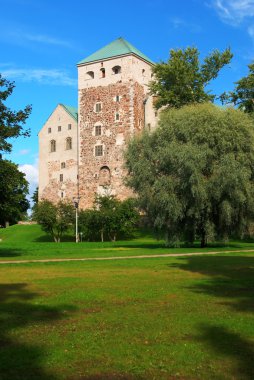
(149, 47, 232, 109)
(0, 159, 29, 226)
(125, 103, 254, 247)
(34, 200, 75, 242)
(0, 74, 31, 153)
(222, 63, 254, 114)
(79, 196, 139, 242)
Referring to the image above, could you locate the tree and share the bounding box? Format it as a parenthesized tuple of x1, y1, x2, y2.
(79, 196, 139, 242)
(125, 103, 254, 247)
(0, 74, 32, 153)
(149, 47, 232, 109)
(34, 200, 75, 242)
(221, 63, 254, 114)
(0, 159, 29, 226)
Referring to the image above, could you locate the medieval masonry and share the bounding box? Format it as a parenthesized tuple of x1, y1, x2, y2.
(39, 38, 158, 209)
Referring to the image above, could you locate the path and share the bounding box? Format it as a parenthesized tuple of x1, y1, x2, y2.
(0, 249, 254, 265)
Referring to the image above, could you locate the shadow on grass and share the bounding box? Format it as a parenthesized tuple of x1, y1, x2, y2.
(198, 324, 254, 379)
(33, 234, 75, 243)
(0, 283, 75, 380)
(170, 255, 254, 379)
(170, 255, 254, 312)
(0, 247, 23, 258)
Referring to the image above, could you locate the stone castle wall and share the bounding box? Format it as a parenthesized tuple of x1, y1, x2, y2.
(78, 81, 145, 209)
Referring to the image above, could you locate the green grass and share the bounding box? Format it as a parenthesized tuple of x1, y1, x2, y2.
(1, 254, 254, 379)
(1, 224, 254, 262)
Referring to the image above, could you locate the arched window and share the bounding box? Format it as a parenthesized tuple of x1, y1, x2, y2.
(99, 166, 111, 186)
(66, 137, 72, 150)
(50, 140, 56, 152)
(112, 65, 121, 75)
(100, 68, 105, 78)
(86, 71, 94, 80)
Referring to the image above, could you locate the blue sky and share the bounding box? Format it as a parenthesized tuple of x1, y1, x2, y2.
(1, 0, 254, 196)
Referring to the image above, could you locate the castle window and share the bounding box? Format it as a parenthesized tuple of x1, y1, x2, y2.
(95, 125, 102, 136)
(115, 112, 120, 122)
(86, 71, 94, 80)
(116, 95, 120, 102)
(61, 162, 66, 169)
(112, 65, 121, 75)
(100, 68, 105, 78)
(95, 102, 102, 113)
(58, 126, 61, 132)
(142, 69, 145, 75)
(68, 124, 72, 130)
(66, 137, 72, 150)
(95, 145, 103, 157)
(48, 127, 51, 134)
(50, 140, 56, 152)
(60, 174, 63, 182)
(61, 192, 64, 198)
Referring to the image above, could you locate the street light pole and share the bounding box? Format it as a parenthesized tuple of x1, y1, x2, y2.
(73, 197, 80, 243)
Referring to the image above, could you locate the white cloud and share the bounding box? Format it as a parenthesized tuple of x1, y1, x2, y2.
(19, 162, 38, 189)
(9, 31, 73, 48)
(170, 17, 202, 32)
(19, 161, 38, 205)
(1, 67, 77, 87)
(19, 149, 30, 155)
(210, 0, 254, 25)
(248, 25, 254, 38)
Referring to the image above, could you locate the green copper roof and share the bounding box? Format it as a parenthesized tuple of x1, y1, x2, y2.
(78, 37, 154, 65)
(61, 104, 78, 122)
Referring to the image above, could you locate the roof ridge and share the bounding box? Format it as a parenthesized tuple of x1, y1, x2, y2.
(77, 37, 154, 65)
(60, 104, 78, 122)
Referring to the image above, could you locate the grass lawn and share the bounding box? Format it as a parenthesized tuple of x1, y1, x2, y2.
(1, 224, 254, 262)
(1, 254, 254, 379)
(1, 225, 254, 379)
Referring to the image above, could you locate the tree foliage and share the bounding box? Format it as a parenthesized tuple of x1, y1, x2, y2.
(79, 196, 139, 242)
(0, 74, 32, 153)
(0, 159, 29, 226)
(125, 103, 254, 247)
(149, 47, 232, 109)
(34, 200, 75, 242)
(221, 63, 254, 114)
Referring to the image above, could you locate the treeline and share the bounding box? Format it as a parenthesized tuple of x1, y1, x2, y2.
(33, 196, 139, 243)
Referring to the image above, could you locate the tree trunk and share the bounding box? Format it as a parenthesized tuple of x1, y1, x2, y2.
(101, 230, 104, 242)
(200, 232, 207, 248)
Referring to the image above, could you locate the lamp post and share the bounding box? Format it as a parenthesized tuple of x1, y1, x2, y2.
(73, 196, 80, 243)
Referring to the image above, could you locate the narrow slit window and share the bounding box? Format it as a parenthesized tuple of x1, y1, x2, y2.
(60, 174, 63, 182)
(58, 126, 61, 132)
(95, 103, 102, 113)
(61, 162, 66, 169)
(95, 125, 102, 136)
(48, 127, 51, 134)
(95, 145, 103, 157)
(50, 140, 56, 152)
(68, 124, 72, 130)
(66, 137, 72, 150)
(115, 112, 120, 121)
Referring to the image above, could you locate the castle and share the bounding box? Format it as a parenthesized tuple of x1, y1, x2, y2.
(38, 38, 158, 209)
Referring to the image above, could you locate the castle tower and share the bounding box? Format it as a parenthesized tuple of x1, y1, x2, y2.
(77, 37, 157, 209)
(38, 104, 78, 202)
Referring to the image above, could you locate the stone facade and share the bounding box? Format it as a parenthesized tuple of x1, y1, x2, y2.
(38, 104, 78, 202)
(39, 39, 158, 208)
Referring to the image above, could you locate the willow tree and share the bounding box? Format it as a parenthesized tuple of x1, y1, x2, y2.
(125, 103, 254, 247)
